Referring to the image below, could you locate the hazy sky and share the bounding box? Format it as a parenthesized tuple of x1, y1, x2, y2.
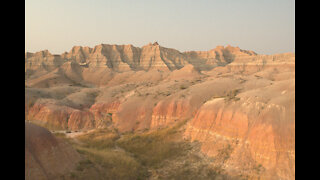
(25, 0, 294, 55)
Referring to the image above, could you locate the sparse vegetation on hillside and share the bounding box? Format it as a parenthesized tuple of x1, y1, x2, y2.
(224, 89, 241, 102)
(116, 120, 188, 167)
(180, 85, 187, 89)
(57, 119, 230, 179)
(216, 144, 234, 163)
(76, 128, 119, 149)
(203, 89, 241, 104)
(52, 132, 66, 138)
(70, 128, 148, 179)
(76, 146, 148, 180)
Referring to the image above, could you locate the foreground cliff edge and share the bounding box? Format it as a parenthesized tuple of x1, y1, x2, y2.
(25, 43, 295, 180)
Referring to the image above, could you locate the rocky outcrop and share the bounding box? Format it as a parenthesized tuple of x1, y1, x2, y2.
(26, 102, 115, 131)
(184, 79, 295, 180)
(68, 110, 95, 131)
(151, 98, 191, 129)
(25, 50, 66, 74)
(184, 45, 257, 70)
(25, 43, 259, 76)
(25, 43, 295, 179)
(26, 104, 73, 130)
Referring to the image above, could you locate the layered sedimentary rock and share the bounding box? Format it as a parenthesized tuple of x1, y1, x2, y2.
(184, 78, 295, 180)
(184, 45, 257, 70)
(25, 43, 294, 179)
(25, 43, 259, 75)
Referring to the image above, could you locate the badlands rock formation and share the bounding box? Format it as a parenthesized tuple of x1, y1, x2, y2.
(25, 43, 295, 179)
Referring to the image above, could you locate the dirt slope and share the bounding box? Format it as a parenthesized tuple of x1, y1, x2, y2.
(25, 122, 81, 179)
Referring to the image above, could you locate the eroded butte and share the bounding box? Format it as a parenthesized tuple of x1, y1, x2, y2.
(25, 43, 295, 179)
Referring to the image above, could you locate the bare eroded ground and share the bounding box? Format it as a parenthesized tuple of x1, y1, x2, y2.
(25, 43, 295, 179)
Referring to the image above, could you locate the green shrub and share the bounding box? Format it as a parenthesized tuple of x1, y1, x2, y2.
(224, 89, 241, 102)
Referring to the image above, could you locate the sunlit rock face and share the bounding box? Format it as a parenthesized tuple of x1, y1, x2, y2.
(25, 43, 294, 179)
(25, 43, 259, 74)
(184, 78, 295, 180)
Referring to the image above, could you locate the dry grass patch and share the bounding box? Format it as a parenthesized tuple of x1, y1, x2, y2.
(76, 128, 120, 149)
(116, 120, 189, 167)
(224, 89, 241, 102)
(75, 146, 148, 180)
(52, 132, 66, 138)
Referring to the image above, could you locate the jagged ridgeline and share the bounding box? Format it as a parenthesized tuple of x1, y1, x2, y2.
(25, 42, 257, 74)
(25, 43, 295, 180)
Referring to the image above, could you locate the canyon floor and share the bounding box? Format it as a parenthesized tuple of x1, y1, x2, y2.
(25, 43, 295, 180)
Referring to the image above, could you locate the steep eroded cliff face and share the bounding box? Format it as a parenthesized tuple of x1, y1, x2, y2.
(184, 78, 295, 180)
(25, 43, 258, 76)
(25, 43, 295, 179)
